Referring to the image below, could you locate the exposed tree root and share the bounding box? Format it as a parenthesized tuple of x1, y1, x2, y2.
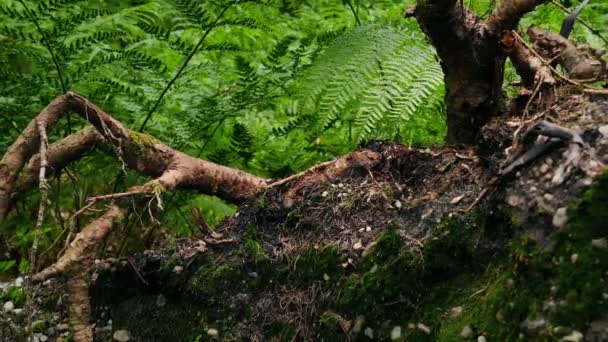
(528, 25, 607, 80)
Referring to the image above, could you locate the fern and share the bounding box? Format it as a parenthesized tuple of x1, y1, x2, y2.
(297, 23, 445, 142)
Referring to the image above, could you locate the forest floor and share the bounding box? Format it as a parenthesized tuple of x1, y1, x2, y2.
(1, 89, 608, 341)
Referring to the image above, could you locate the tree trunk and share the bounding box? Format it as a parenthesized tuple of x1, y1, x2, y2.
(410, 0, 548, 144)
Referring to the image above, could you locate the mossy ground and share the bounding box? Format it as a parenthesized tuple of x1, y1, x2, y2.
(97, 168, 607, 341)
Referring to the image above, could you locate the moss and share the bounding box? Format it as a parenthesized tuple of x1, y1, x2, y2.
(32, 320, 49, 334)
(435, 172, 608, 340)
(337, 232, 423, 323)
(111, 294, 208, 341)
(242, 239, 269, 262)
(290, 245, 343, 284)
(189, 261, 247, 298)
(317, 311, 347, 340)
(423, 212, 480, 273)
(266, 321, 297, 340)
(127, 129, 161, 157)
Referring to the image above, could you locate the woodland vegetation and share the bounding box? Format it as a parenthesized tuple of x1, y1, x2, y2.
(0, 0, 608, 341)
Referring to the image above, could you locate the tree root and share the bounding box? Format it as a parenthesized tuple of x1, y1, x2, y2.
(499, 120, 584, 177)
(528, 25, 607, 81)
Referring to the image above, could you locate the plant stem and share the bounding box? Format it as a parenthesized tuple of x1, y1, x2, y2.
(138, 2, 235, 132)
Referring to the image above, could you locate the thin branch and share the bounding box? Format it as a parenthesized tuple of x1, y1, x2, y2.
(138, 2, 235, 131)
(24, 119, 50, 341)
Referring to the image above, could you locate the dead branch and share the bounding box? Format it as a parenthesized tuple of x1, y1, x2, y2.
(32, 204, 125, 282)
(528, 25, 607, 80)
(16, 127, 102, 192)
(0, 93, 268, 223)
(500, 30, 556, 88)
(0, 95, 69, 221)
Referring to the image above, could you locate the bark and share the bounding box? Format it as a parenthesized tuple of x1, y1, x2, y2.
(16, 127, 102, 192)
(411, 0, 548, 144)
(500, 31, 555, 87)
(0, 92, 268, 224)
(0, 96, 68, 221)
(528, 25, 608, 80)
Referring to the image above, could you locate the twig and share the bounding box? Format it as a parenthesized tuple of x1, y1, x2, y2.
(24, 119, 50, 341)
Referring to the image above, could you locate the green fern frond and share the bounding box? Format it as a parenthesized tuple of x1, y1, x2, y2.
(297, 23, 445, 142)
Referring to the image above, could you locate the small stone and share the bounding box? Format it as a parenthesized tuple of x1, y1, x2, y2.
(323, 274, 330, 281)
(12, 308, 23, 316)
(353, 240, 363, 250)
(495, 310, 505, 323)
(394, 200, 402, 209)
(543, 193, 554, 201)
(173, 266, 184, 274)
(3, 301, 14, 312)
(571, 253, 579, 264)
(460, 326, 473, 338)
(321, 191, 329, 198)
(14, 277, 23, 288)
(553, 207, 568, 228)
(365, 226, 372, 232)
(417, 323, 431, 335)
(39, 335, 48, 342)
(591, 238, 608, 249)
(364, 327, 374, 338)
(560, 330, 583, 342)
(352, 316, 365, 333)
(449, 306, 463, 319)
(156, 294, 167, 307)
(477, 336, 487, 342)
(522, 318, 546, 332)
(113, 330, 131, 342)
(207, 328, 219, 337)
(540, 164, 550, 174)
(507, 194, 524, 207)
(450, 195, 465, 204)
(599, 125, 608, 138)
(390, 326, 402, 340)
(47, 327, 56, 337)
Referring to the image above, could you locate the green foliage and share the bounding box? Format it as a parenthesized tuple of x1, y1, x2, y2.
(296, 23, 445, 143)
(3, 0, 604, 271)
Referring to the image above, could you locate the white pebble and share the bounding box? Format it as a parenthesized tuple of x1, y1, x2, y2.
(3, 301, 14, 312)
(553, 207, 568, 228)
(390, 326, 402, 340)
(113, 330, 131, 342)
(207, 328, 219, 337)
(460, 325, 473, 338)
(591, 238, 608, 249)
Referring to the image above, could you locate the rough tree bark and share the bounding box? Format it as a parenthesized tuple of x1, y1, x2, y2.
(407, 0, 548, 144)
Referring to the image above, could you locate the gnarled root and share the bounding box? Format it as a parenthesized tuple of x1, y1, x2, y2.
(528, 25, 607, 81)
